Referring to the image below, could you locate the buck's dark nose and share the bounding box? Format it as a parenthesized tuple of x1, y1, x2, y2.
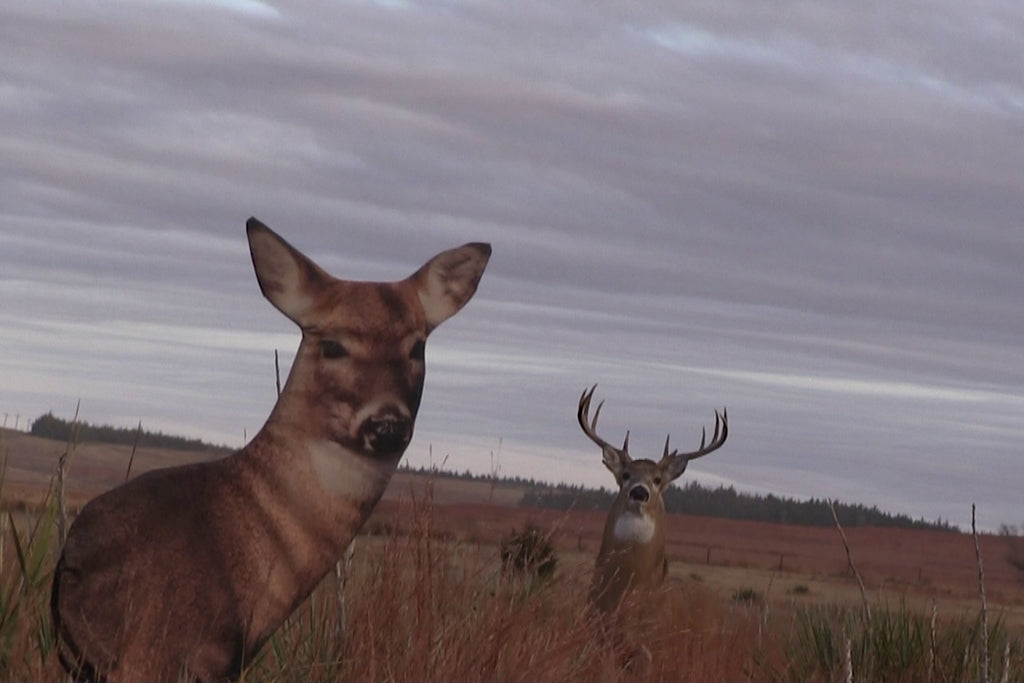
(360, 411, 412, 455)
(628, 485, 650, 503)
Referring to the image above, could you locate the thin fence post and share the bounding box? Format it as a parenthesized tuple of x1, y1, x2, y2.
(972, 503, 989, 683)
(829, 498, 871, 627)
(928, 600, 936, 680)
(335, 539, 356, 640)
(275, 349, 281, 397)
(844, 636, 853, 683)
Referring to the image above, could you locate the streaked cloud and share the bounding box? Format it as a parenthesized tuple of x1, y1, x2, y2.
(1, 0, 1022, 530)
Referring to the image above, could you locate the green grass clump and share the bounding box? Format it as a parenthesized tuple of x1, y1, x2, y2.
(761, 600, 1023, 682)
(0, 466, 59, 680)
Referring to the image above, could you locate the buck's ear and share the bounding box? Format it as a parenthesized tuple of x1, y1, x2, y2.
(660, 452, 690, 483)
(246, 217, 330, 327)
(411, 242, 491, 333)
(602, 445, 631, 482)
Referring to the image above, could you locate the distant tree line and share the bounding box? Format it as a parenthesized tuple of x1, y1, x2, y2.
(28, 417, 954, 531)
(401, 463, 548, 488)
(521, 480, 956, 531)
(403, 463, 954, 530)
(30, 412, 231, 454)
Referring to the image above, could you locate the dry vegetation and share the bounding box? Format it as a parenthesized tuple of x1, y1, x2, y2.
(2, 427, 1023, 680)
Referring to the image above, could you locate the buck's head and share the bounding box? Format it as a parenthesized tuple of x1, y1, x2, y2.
(578, 385, 728, 521)
(246, 218, 490, 459)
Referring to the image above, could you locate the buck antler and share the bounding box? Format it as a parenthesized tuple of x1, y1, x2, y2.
(663, 407, 728, 462)
(577, 383, 631, 456)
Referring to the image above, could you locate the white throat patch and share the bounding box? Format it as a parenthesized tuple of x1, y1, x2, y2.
(613, 512, 656, 544)
(307, 440, 392, 501)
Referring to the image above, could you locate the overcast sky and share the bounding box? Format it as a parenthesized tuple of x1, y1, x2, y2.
(2, 0, 1022, 530)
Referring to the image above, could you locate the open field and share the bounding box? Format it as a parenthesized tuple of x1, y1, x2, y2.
(2, 427, 1022, 679)
(366, 499, 1024, 630)
(4, 426, 1023, 625)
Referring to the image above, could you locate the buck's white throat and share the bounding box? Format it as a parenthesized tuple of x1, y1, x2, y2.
(612, 510, 656, 544)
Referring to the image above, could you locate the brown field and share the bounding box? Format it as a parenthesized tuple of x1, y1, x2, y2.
(4, 425, 1021, 634)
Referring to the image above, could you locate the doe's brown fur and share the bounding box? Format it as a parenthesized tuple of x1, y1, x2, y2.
(50, 218, 490, 681)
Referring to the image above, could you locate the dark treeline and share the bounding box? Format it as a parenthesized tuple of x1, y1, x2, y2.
(29, 412, 232, 455)
(405, 464, 955, 531)
(401, 463, 549, 489)
(28, 415, 954, 531)
(520, 480, 956, 531)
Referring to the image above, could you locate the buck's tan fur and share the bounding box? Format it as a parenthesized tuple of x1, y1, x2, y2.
(590, 459, 674, 612)
(50, 218, 490, 681)
(578, 385, 727, 613)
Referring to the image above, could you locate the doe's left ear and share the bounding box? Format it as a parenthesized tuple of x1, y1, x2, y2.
(411, 242, 491, 332)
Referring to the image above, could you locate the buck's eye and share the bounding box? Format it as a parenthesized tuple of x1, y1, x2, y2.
(320, 340, 348, 359)
(409, 339, 426, 361)
(653, 476, 663, 486)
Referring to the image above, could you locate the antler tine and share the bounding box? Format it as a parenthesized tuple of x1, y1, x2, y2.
(663, 433, 671, 459)
(578, 384, 618, 453)
(671, 407, 729, 462)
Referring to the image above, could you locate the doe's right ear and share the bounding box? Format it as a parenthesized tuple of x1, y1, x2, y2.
(411, 242, 491, 333)
(246, 217, 331, 327)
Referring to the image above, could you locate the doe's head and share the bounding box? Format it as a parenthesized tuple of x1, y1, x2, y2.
(246, 217, 490, 458)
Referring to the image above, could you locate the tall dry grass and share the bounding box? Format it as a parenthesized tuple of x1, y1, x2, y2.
(0, 440, 1020, 681)
(248, 491, 764, 681)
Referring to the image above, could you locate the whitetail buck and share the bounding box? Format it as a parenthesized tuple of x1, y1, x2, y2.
(50, 218, 490, 682)
(578, 385, 727, 613)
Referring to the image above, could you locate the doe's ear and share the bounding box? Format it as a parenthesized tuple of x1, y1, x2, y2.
(246, 217, 330, 327)
(411, 242, 491, 333)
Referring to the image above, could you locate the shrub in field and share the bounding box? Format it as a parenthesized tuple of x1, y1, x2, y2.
(1000, 524, 1024, 581)
(500, 523, 557, 584)
(732, 587, 762, 605)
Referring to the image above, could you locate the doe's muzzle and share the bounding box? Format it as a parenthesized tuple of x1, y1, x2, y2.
(360, 409, 412, 455)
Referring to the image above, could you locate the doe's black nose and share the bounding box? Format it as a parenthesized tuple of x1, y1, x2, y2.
(361, 414, 411, 455)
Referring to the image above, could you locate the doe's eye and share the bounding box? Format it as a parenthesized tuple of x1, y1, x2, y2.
(320, 340, 348, 359)
(410, 339, 426, 361)
(621, 471, 631, 482)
